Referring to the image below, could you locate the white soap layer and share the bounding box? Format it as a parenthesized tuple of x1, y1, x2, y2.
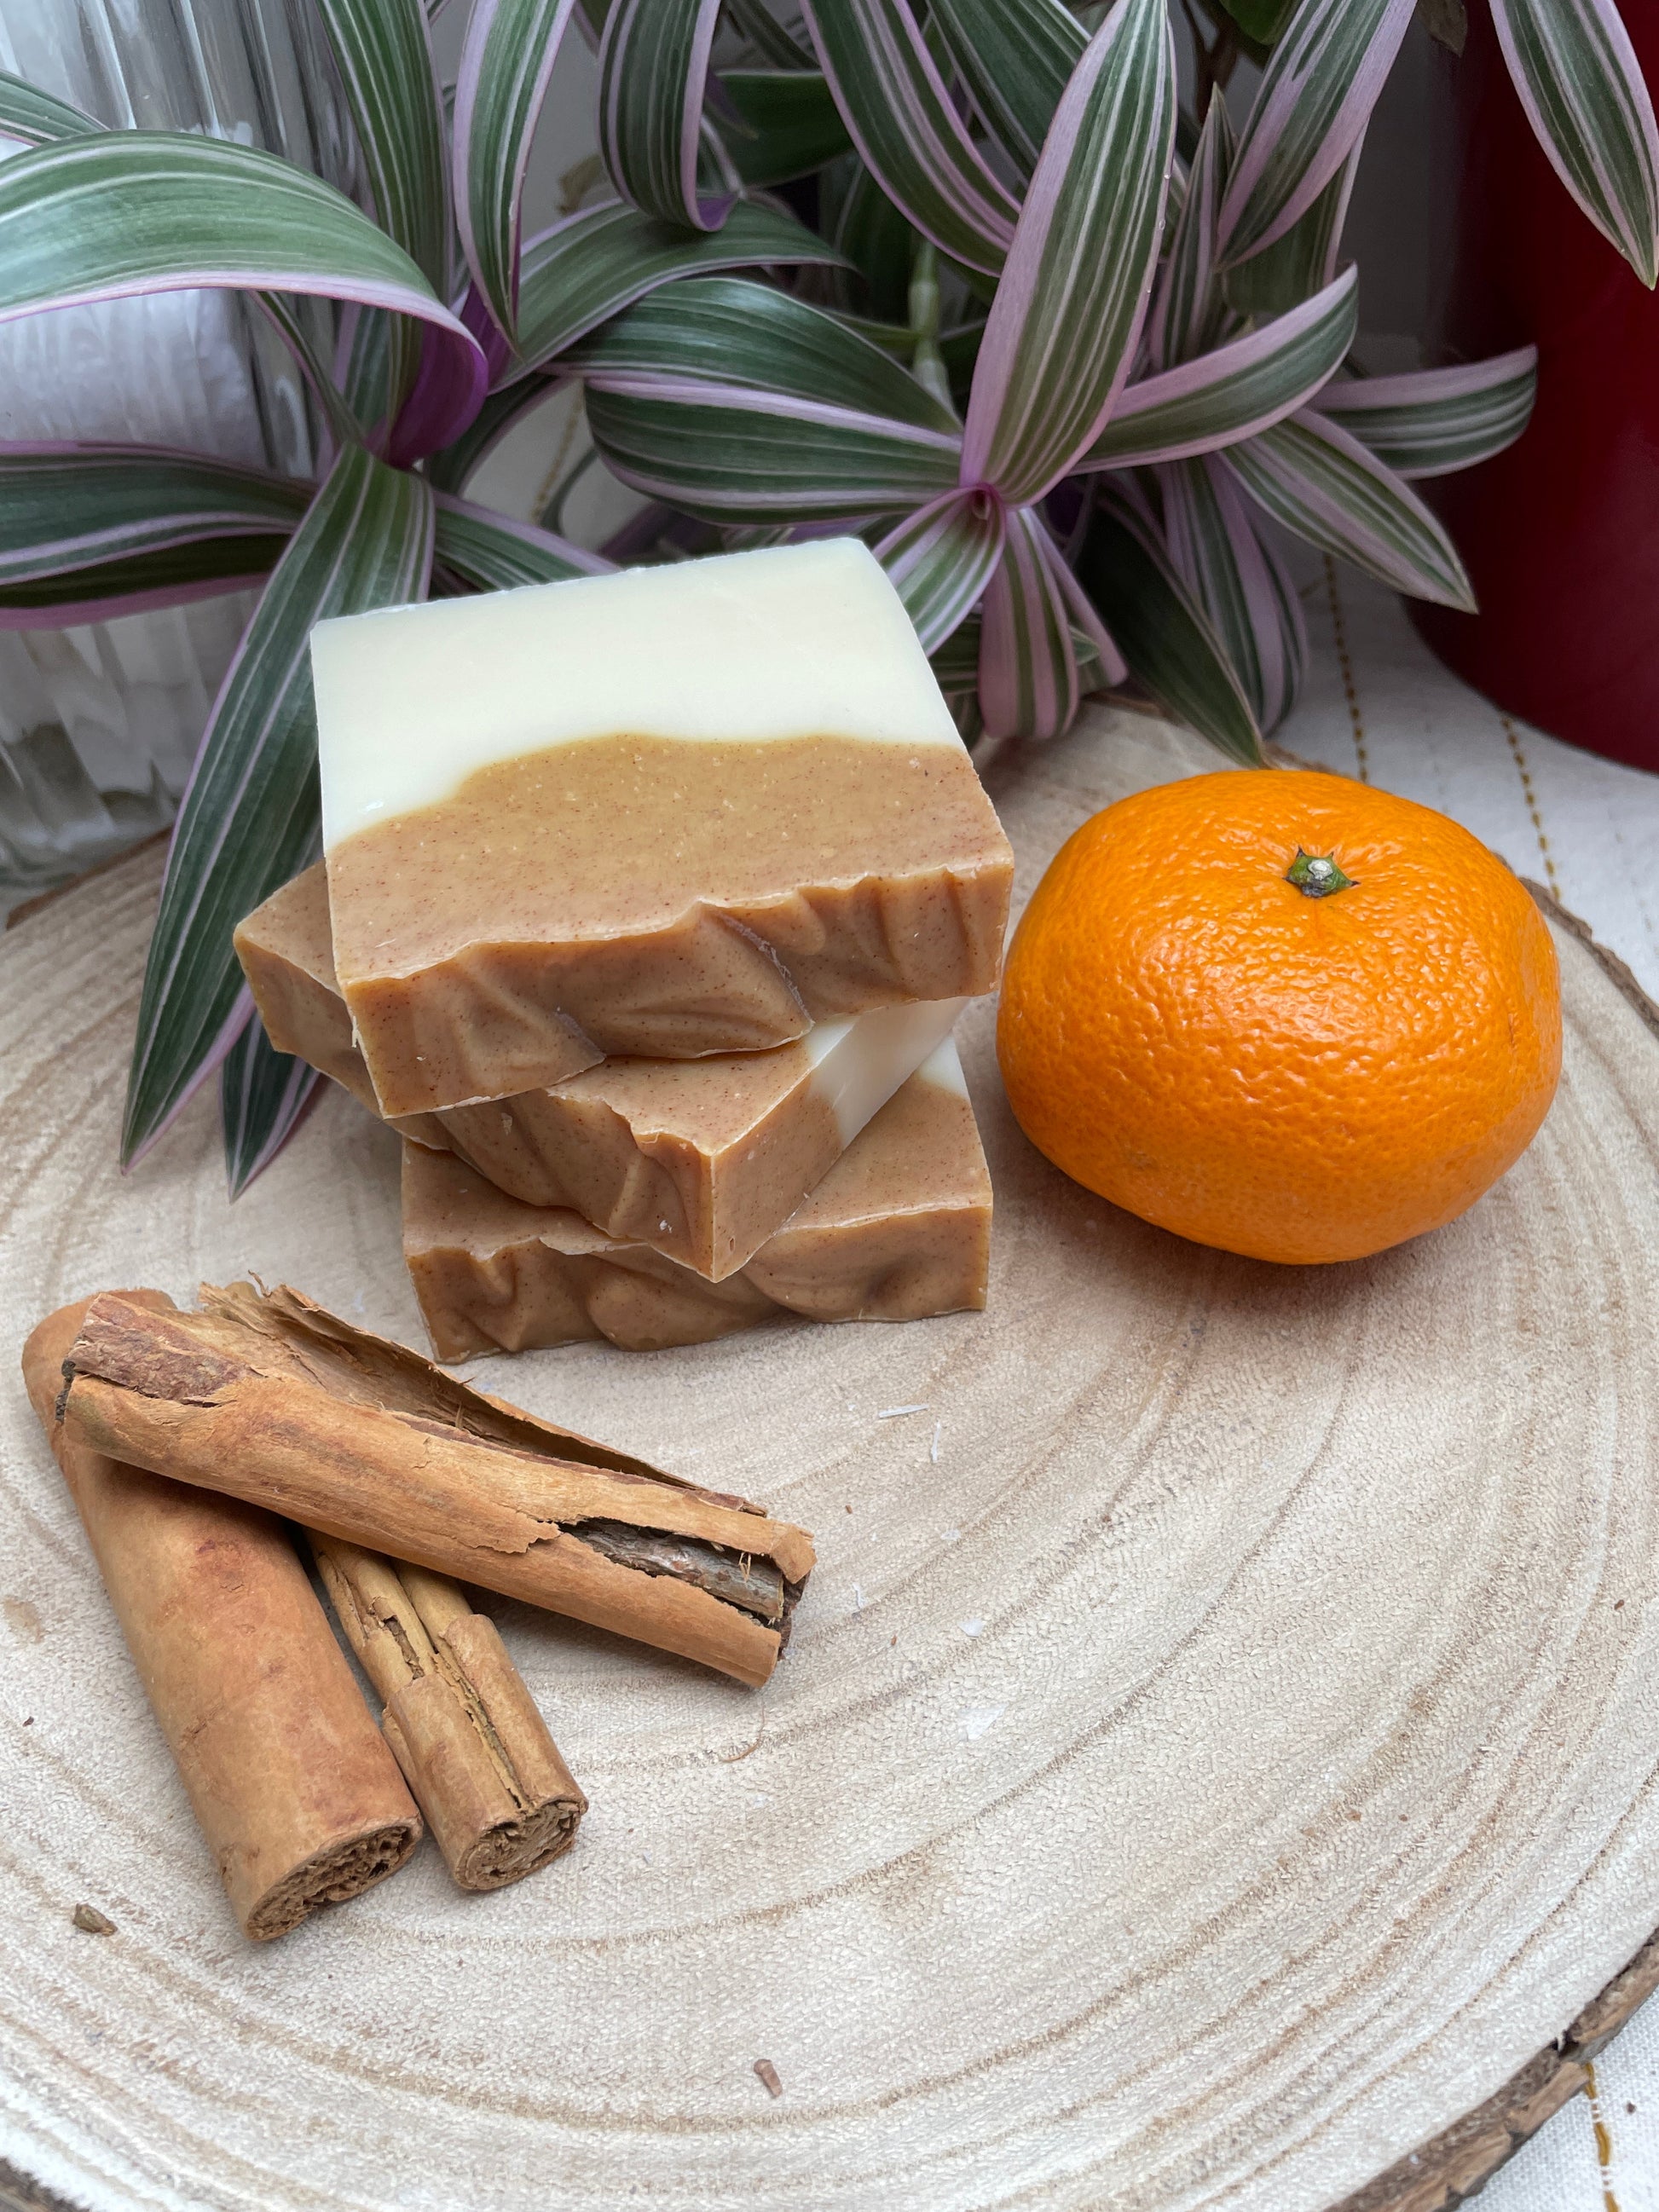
(915, 1036, 970, 1101)
(315, 538, 963, 852)
(806, 997, 965, 1147)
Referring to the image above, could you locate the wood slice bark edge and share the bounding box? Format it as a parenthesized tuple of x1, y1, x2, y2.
(1325, 1931, 1659, 2212)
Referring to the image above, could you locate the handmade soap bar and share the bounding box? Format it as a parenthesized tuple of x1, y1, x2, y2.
(313, 539, 1014, 1117)
(238, 863, 966, 1278)
(404, 1043, 992, 1357)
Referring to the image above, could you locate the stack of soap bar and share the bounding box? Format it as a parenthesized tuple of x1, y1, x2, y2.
(237, 864, 966, 1279)
(402, 1042, 992, 1357)
(236, 539, 1008, 1354)
(312, 538, 1014, 1116)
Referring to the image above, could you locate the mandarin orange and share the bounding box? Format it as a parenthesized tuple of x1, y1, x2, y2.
(996, 770, 1562, 1265)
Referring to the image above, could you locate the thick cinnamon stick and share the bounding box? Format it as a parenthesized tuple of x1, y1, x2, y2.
(312, 1539, 586, 1890)
(57, 1283, 814, 1688)
(22, 1296, 422, 1941)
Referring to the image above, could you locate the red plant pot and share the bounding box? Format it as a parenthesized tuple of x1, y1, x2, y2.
(1413, 1, 1659, 772)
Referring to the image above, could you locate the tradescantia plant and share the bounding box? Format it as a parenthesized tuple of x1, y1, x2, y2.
(0, 0, 1651, 1193)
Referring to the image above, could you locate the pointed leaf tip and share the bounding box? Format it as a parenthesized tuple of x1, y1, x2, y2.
(1490, 0, 1659, 287)
(1220, 0, 1415, 266)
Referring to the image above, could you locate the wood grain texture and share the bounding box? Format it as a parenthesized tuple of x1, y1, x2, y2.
(2, 706, 1658, 2212)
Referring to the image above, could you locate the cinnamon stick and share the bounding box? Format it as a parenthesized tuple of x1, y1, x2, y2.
(312, 1539, 586, 1890)
(22, 1297, 422, 1941)
(57, 1283, 814, 1688)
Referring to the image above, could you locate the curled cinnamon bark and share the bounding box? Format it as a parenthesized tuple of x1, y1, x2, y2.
(21, 1296, 422, 1940)
(58, 1282, 813, 1688)
(312, 1539, 586, 1891)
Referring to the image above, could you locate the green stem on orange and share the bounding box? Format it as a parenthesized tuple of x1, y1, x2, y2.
(1286, 848, 1355, 898)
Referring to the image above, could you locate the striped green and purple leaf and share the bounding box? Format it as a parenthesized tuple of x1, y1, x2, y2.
(580, 270, 960, 516)
(1490, 0, 1659, 284)
(1313, 347, 1538, 476)
(433, 492, 614, 589)
(1222, 407, 1476, 607)
(124, 444, 433, 1164)
(1147, 91, 1234, 372)
(1159, 454, 1307, 730)
(873, 488, 1005, 650)
(257, 292, 369, 449)
(978, 505, 1078, 740)
(1219, 0, 1414, 263)
(976, 505, 1124, 739)
(315, 0, 448, 292)
(570, 274, 957, 425)
(1223, 135, 1361, 315)
(0, 445, 308, 625)
(798, 0, 1020, 275)
(314, 0, 450, 426)
(926, 0, 1087, 178)
(1078, 485, 1265, 762)
(1081, 265, 1356, 470)
(0, 71, 100, 145)
(513, 198, 843, 373)
(454, 0, 583, 344)
(0, 536, 286, 625)
(336, 302, 396, 435)
(961, 0, 1176, 505)
(0, 132, 487, 453)
(598, 0, 731, 229)
(219, 1015, 324, 1198)
(585, 378, 960, 520)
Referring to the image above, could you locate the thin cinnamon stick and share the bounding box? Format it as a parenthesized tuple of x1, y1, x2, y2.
(57, 1283, 814, 1688)
(312, 1539, 586, 1890)
(22, 1296, 422, 1941)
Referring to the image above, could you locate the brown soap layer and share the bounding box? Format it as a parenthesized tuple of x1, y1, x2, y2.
(404, 1066, 993, 1358)
(327, 733, 1012, 1115)
(239, 864, 891, 1279)
(21, 1295, 422, 1941)
(232, 866, 390, 1120)
(447, 1046, 844, 1280)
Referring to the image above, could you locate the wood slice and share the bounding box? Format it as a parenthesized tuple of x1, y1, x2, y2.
(2, 707, 1657, 2212)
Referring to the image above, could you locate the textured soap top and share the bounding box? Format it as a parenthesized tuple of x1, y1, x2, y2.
(314, 538, 963, 852)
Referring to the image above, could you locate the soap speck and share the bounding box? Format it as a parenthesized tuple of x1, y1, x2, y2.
(959, 1619, 985, 1638)
(877, 1403, 928, 1419)
(958, 1705, 1004, 1743)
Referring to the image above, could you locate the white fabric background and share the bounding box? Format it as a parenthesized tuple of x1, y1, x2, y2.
(1278, 568, 1659, 2212)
